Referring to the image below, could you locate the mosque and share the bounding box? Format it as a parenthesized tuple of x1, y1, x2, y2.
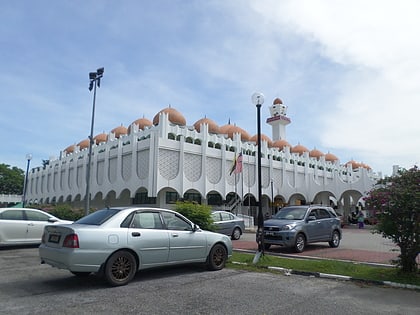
(25, 98, 379, 221)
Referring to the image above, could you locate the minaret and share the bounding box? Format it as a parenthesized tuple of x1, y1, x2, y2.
(266, 98, 291, 141)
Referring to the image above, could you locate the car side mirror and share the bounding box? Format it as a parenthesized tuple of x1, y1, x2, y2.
(193, 224, 201, 232)
(48, 218, 58, 223)
(307, 215, 317, 221)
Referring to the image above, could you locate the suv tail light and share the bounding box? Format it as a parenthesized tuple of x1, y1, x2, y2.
(63, 234, 79, 248)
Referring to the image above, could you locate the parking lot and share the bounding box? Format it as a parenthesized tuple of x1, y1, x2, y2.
(1, 245, 419, 315)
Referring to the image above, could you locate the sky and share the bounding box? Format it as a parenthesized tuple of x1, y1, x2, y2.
(1, 0, 419, 176)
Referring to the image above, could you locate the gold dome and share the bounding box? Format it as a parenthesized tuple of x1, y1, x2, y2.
(309, 148, 324, 159)
(219, 123, 251, 141)
(346, 160, 361, 169)
(128, 117, 153, 134)
(194, 117, 220, 134)
(64, 144, 76, 154)
(291, 143, 309, 155)
(77, 139, 90, 150)
(272, 139, 291, 150)
(273, 98, 283, 105)
(153, 107, 186, 126)
(325, 152, 339, 162)
(93, 133, 108, 144)
(111, 125, 128, 138)
(249, 134, 273, 147)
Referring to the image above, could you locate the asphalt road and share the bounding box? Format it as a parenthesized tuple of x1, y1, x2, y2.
(0, 246, 419, 315)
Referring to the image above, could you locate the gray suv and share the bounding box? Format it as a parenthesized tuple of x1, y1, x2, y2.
(263, 205, 342, 253)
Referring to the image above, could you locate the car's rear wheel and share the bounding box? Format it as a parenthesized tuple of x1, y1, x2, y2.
(329, 230, 340, 248)
(294, 233, 306, 253)
(231, 227, 241, 240)
(206, 244, 227, 271)
(104, 250, 137, 286)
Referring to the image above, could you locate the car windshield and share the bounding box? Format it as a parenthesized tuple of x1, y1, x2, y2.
(75, 208, 121, 225)
(273, 207, 307, 220)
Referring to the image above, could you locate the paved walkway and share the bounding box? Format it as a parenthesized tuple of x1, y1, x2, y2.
(234, 225, 400, 266)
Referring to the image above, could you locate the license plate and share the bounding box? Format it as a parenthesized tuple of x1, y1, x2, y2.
(265, 232, 275, 236)
(48, 234, 61, 243)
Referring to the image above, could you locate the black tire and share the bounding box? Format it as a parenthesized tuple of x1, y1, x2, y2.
(294, 233, 306, 253)
(231, 227, 241, 240)
(71, 271, 91, 277)
(104, 250, 137, 286)
(206, 244, 228, 271)
(264, 243, 271, 250)
(329, 230, 340, 248)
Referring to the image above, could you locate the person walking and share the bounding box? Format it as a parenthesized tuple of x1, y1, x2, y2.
(357, 211, 365, 229)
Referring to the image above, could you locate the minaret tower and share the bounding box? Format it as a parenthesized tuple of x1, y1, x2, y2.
(266, 98, 291, 141)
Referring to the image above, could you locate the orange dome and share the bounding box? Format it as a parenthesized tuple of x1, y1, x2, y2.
(77, 139, 90, 150)
(346, 160, 361, 169)
(194, 117, 220, 134)
(360, 163, 371, 170)
(291, 143, 309, 155)
(249, 134, 273, 147)
(64, 144, 76, 154)
(309, 148, 324, 159)
(111, 125, 128, 138)
(153, 107, 186, 126)
(325, 152, 339, 162)
(219, 123, 251, 141)
(93, 133, 108, 144)
(272, 139, 291, 150)
(128, 117, 153, 134)
(273, 98, 283, 105)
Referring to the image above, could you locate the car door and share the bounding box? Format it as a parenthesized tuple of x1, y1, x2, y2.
(0, 210, 26, 244)
(305, 209, 323, 241)
(162, 212, 207, 262)
(212, 212, 233, 236)
(24, 210, 51, 242)
(127, 211, 170, 267)
(316, 208, 335, 240)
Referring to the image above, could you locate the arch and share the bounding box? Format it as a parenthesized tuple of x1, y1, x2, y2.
(206, 191, 223, 206)
(288, 193, 306, 206)
(167, 133, 176, 140)
(183, 189, 202, 204)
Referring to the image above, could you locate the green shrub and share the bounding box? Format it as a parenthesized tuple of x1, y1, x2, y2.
(175, 201, 215, 231)
(41, 204, 84, 221)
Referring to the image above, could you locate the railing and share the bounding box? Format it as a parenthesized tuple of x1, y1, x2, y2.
(0, 194, 22, 203)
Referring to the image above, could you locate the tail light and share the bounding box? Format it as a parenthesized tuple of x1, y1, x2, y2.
(41, 232, 46, 244)
(63, 234, 79, 248)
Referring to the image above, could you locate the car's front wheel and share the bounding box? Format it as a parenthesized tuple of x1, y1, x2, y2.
(231, 227, 241, 240)
(329, 230, 340, 248)
(104, 250, 137, 286)
(206, 244, 228, 271)
(294, 233, 306, 253)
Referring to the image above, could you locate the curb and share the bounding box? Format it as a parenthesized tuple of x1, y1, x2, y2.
(231, 261, 420, 291)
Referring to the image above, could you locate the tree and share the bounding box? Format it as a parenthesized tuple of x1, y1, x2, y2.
(175, 201, 215, 231)
(0, 164, 25, 195)
(364, 166, 419, 273)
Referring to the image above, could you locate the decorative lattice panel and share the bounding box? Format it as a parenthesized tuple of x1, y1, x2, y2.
(137, 150, 149, 180)
(109, 157, 117, 184)
(68, 168, 73, 189)
(206, 157, 222, 184)
(272, 169, 282, 187)
(41, 175, 45, 193)
(243, 162, 256, 188)
(96, 161, 104, 185)
(184, 153, 202, 182)
(54, 172, 59, 191)
(262, 167, 270, 188)
(159, 149, 179, 180)
(122, 154, 132, 181)
(76, 166, 83, 188)
(47, 174, 52, 191)
(60, 170, 65, 190)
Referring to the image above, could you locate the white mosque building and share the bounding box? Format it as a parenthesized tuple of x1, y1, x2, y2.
(25, 98, 379, 220)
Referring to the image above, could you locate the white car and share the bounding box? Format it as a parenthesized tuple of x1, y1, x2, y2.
(0, 207, 73, 246)
(39, 207, 233, 286)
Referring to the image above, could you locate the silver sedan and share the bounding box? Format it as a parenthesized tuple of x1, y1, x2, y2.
(0, 207, 72, 246)
(39, 207, 233, 286)
(211, 211, 246, 240)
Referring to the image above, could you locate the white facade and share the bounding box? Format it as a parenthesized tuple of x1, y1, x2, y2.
(25, 103, 379, 219)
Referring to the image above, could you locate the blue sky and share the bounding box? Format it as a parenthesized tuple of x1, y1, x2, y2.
(1, 0, 419, 176)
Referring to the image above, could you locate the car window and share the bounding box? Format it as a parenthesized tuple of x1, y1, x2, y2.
(0, 210, 24, 220)
(274, 207, 306, 220)
(211, 213, 221, 221)
(317, 209, 331, 219)
(220, 212, 233, 221)
(25, 210, 50, 221)
(75, 208, 120, 225)
(131, 212, 163, 229)
(162, 212, 192, 231)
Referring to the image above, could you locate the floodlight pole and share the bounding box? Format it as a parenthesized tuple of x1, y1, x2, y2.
(22, 154, 32, 207)
(252, 92, 265, 263)
(85, 67, 104, 216)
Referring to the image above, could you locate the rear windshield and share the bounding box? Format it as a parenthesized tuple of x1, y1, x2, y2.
(74, 208, 120, 225)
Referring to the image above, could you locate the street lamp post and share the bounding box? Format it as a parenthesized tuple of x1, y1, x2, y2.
(271, 178, 274, 214)
(251, 92, 265, 262)
(85, 67, 104, 216)
(22, 154, 32, 208)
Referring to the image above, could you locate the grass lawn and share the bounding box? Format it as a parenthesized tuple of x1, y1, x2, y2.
(228, 252, 420, 287)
